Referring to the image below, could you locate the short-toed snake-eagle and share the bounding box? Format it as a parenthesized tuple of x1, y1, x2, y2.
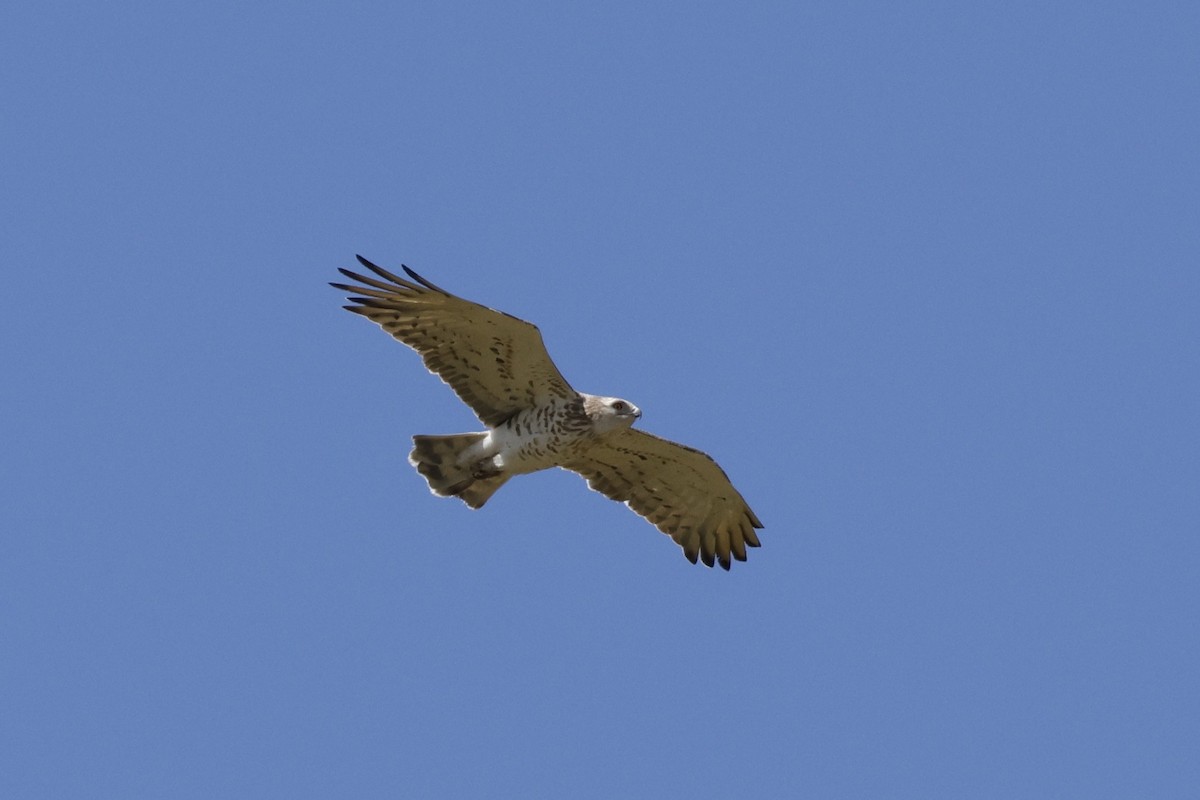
(331, 256, 763, 569)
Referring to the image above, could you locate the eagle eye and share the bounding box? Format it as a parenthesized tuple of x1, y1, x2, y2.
(612, 401, 627, 412)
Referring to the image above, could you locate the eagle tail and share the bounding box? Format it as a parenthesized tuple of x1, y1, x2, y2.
(455, 473, 511, 509)
(409, 433, 509, 509)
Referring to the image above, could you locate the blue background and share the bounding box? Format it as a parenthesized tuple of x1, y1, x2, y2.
(4, 3, 1198, 797)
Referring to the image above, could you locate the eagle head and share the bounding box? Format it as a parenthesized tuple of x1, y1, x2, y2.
(582, 394, 641, 433)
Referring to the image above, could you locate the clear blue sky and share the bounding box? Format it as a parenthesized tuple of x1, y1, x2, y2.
(3, 3, 1198, 797)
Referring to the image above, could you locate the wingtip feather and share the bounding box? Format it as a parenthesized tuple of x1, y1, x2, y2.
(354, 255, 416, 288)
(402, 264, 447, 293)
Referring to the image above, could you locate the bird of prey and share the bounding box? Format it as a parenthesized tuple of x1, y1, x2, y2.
(331, 256, 763, 569)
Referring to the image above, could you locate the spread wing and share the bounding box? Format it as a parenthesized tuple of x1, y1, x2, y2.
(564, 429, 763, 570)
(332, 256, 577, 427)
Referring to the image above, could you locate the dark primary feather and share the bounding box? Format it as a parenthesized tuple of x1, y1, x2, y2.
(397, 262, 447, 293)
(331, 256, 577, 427)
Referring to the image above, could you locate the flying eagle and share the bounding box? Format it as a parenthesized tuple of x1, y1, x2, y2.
(331, 256, 763, 569)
